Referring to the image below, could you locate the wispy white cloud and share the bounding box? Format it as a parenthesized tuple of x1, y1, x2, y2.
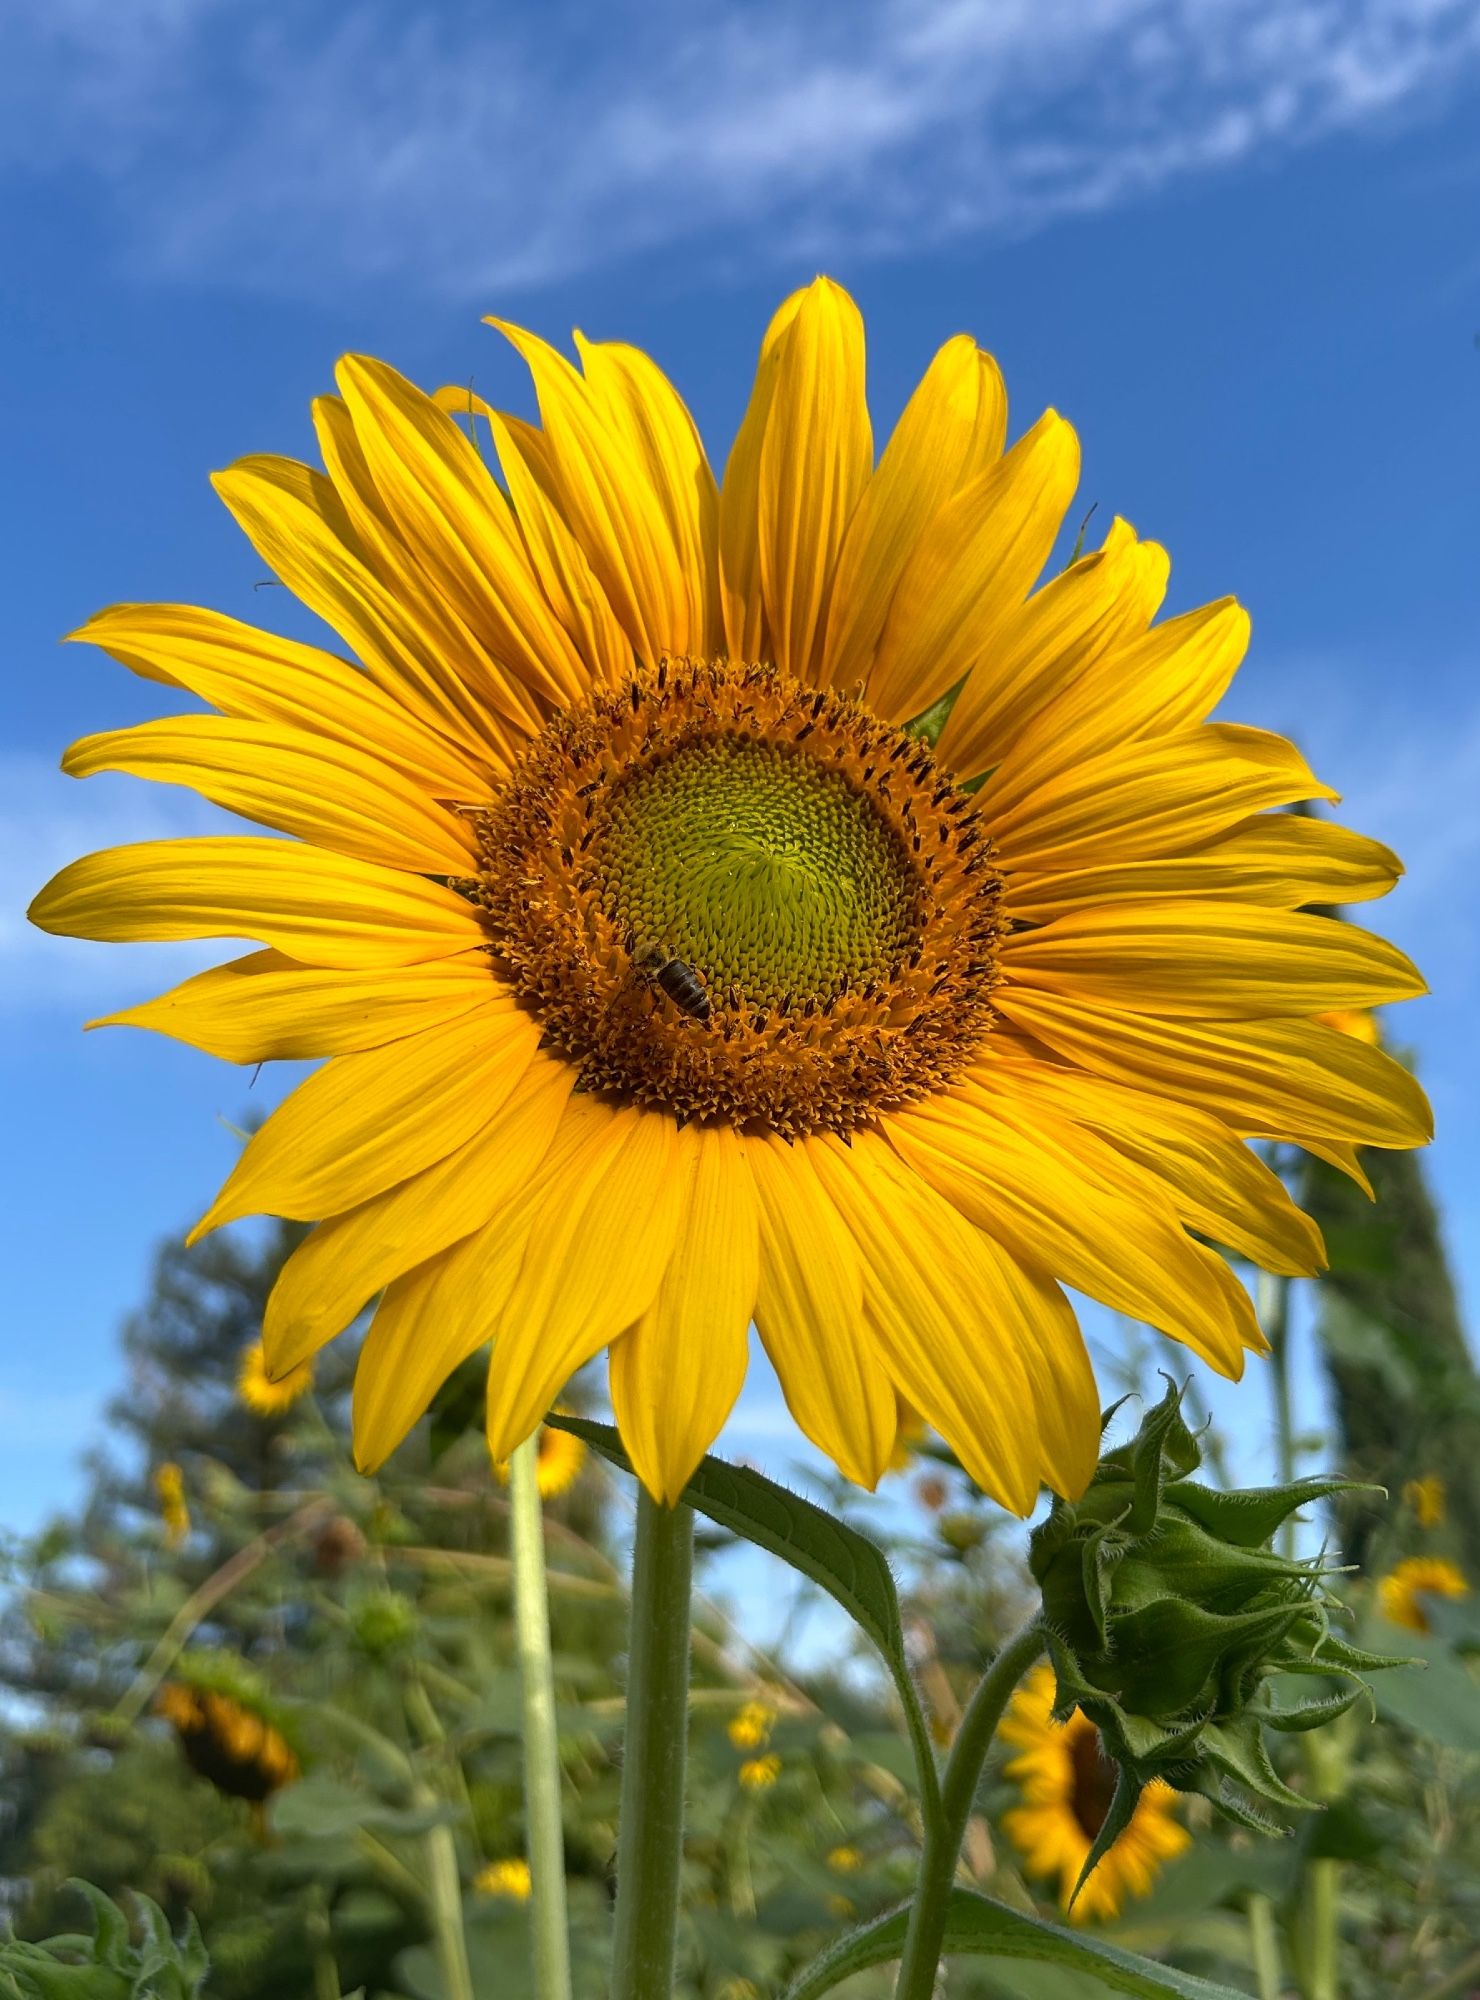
(4, 0, 1477, 299)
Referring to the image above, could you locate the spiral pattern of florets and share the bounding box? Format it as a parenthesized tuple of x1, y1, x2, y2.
(469, 657, 1004, 1137)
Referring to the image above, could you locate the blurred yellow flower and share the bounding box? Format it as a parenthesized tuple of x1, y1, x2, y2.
(1000, 1665, 1189, 1923)
(237, 1340, 314, 1416)
(1402, 1476, 1445, 1529)
(493, 1407, 587, 1499)
(1318, 1008, 1380, 1044)
(1378, 1555, 1468, 1633)
(738, 1753, 781, 1791)
(474, 1857, 533, 1900)
(827, 1844, 863, 1873)
(35, 280, 1430, 1513)
(826, 1893, 856, 1919)
(727, 1700, 777, 1751)
(153, 1461, 190, 1548)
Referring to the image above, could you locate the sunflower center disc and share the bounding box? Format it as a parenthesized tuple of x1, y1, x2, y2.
(597, 738, 916, 1010)
(473, 658, 1005, 1137)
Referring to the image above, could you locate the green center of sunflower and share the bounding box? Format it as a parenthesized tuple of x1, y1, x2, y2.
(594, 738, 916, 1011)
(471, 659, 1005, 1137)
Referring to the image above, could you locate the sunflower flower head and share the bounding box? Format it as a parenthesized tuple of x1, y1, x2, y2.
(1001, 1663, 1191, 1922)
(492, 1405, 588, 1498)
(153, 1460, 190, 1548)
(474, 1857, 533, 1901)
(236, 1340, 314, 1417)
(32, 278, 1430, 1513)
(1029, 1380, 1411, 1878)
(1401, 1476, 1446, 1530)
(1377, 1555, 1468, 1633)
(727, 1699, 778, 1752)
(156, 1653, 298, 1803)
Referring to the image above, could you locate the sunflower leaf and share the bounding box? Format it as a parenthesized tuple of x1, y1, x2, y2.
(781, 1887, 1251, 2000)
(548, 1415, 942, 1815)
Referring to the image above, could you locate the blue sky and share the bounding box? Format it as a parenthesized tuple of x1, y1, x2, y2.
(4, 0, 1479, 1559)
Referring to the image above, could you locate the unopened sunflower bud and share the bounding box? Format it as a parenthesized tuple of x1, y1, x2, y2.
(351, 1588, 417, 1657)
(1029, 1378, 1411, 1893)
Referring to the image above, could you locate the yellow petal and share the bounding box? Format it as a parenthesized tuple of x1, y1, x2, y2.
(989, 724, 1336, 874)
(819, 335, 1006, 691)
(745, 1133, 897, 1488)
(335, 356, 591, 714)
(573, 332, 721, 656)
(485, 1099, 687, 1460)
(866, 410, 1080, 725)
(486, 411, 634, 687)
(489, 318, 691, 662)
(986, 597, 1249, 815)
(973, 1055, 1325, 1276)
(997, 984, 1433, 1151)
(810, 1131, 1045, 1511)
(190, 997, 540, 1237)
(937, 519, 1166, 780)
(212, 454, 516, 763)
(888, 1087, 1256, 1376)
(718, 288, 807, 662)
(350, 1085, 620, 1468)
(1001, 813, 1403, 921)
(91, 948, 495, 1062)
(67, 602, 489, 798)
(265, 1051, 572, 1374)
(63, 715, 477, 875)
(312, 392, 551, 735)
(609, 1123, 756, 1504)
(28, 838, 482, 967)
(756, 277, 873, 685)
(1003, 903, 1425, 1018)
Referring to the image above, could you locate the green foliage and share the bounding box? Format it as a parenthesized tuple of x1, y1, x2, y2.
(0, 1881, 208, 2000)
(783, 1888, 1250, 2000)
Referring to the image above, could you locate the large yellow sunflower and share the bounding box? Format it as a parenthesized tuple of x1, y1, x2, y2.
(31, 280, 1429, 1509)
(1000, 1664, 1190, 1922)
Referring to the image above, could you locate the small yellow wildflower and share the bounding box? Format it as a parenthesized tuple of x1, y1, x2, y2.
(1378, 1555, 1469, 1633)
(1318, 1008, 1380, 1044)
(493, 1407, 587, 1499)
(827, 1844, 863, 1873)
(474, 1857, 532, 1900)
(1402, 1476, 1446, 1529)
(827, 1893, 856, 1919)
(153, 1462, 190, 1548)
(727, 1700, 777, 1751)
(738, 1753, 781, 1791)
(237, 1340, 313, 1417)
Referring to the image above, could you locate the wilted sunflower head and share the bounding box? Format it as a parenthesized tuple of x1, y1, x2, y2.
(33, 279, 1430, 1511)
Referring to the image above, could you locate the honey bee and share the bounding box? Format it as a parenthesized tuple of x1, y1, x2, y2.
(633, 942, 712, 1022)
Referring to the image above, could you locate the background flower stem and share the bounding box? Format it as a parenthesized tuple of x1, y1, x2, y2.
(509, 1432, 574, 2000)
(610, 1488, 695, 2000)
(892, 1618, 1045, 2000)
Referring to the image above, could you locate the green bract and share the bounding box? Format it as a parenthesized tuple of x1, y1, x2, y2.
(1029, 1379, 1412, 1894)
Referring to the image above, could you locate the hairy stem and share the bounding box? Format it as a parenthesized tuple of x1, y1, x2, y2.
(610, 1489, 695, 2000)
(893, 1619, 1046, 2000)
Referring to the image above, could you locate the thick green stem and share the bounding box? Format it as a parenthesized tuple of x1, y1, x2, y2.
(1305, 1859, 1340, 2000)
(416, 1787, 475, 2000)
(610, 1489, 695, 2000)
(509, 1433, 574, 2000)
(893, 1620, 1046, 2000)
(1247, 1890, 1282, 2000)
